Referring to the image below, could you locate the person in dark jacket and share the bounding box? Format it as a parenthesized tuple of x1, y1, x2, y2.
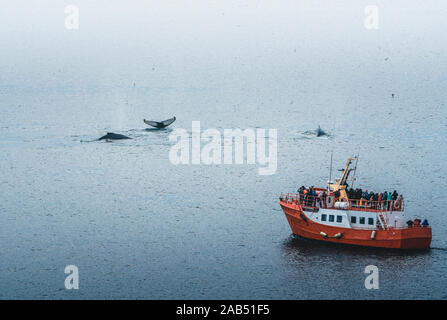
(321, 191, 327, 208)
(378, 192, 383, 210)
(392, 190, 398, 201)
(383, 191, 388, 210)
(334, 190, 340, 201)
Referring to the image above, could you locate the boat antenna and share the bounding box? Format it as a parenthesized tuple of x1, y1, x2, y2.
(328, 150, 333, 189)
(351, 154, 359, 189)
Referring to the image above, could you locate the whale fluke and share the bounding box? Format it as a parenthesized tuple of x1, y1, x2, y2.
(98, 132, 131, 140)
(144, 116, 176, 129)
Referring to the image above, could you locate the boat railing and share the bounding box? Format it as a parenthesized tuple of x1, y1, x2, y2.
(349, 198, 404, 212)
(280, 193, 404, 212)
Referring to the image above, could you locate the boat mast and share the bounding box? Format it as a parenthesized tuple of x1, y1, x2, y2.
(328, 156, 356, 201)
(351, 155, 359, 189)
(328, 151, 333, 190)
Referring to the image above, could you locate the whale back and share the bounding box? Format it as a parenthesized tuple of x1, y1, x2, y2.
(98, 132, 131, 140)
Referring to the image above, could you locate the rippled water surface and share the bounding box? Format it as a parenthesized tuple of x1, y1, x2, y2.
(1, 1, 446, 299)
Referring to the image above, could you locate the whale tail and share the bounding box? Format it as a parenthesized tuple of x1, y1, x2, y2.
(144, 116, 176, 128)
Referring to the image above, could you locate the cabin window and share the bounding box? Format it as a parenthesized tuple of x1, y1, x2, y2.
(359, 217, 365, 224)
(336, 215, 343, 223)
(329, 215, 335, 222)
(321, 214, 327, 221)
(368, 218, 374, 225)
(351, 216, 357, 224)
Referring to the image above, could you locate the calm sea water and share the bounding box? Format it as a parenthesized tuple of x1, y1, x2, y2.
(1, 1, 447, 299)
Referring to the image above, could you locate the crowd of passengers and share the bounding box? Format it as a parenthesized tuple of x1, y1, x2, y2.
(297, 186, 404, 211)
(407, 218, 430, 227)
(293, 186, 429, 226)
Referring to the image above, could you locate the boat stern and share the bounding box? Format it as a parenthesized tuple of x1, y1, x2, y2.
(399, 226, 432, 249)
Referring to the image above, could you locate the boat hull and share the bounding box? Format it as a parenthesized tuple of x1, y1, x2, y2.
(280, 201, 432, 249)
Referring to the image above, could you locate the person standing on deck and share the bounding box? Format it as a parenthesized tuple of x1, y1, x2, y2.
(322, 191, 327, 208)
(334, 190, 341, 202)
(317, 191, 323, 208)
(387, 191, 392, 210)
(378, 192, 383, 210)
(396, 194, 404, 211)
(373, 192, 378, 209)
(391, 190, 398, 210)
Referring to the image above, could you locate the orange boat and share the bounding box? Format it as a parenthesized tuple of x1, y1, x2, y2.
(279, 157, 432, 249)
